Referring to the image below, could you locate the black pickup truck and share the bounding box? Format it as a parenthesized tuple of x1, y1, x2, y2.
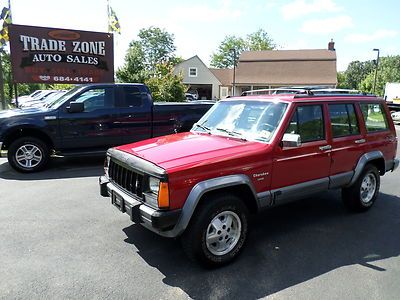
(0, 83, 213, 172)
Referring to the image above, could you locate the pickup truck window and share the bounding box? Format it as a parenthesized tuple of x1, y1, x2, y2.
(329, 104, 360, 137)
(360, 103, 389, 132)
(74, 88, 115, 112)
(122, 86, 144, 107)
(286, 105, 324, 142)
(193, 100, 287, 142)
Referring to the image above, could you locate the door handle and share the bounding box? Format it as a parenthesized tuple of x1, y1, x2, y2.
(319, 145, 332, 151)
(355, 139, 366, 144)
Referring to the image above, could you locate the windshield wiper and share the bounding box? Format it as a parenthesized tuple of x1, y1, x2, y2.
(194, 122, 211, 133)
(215, 128, 247, 141)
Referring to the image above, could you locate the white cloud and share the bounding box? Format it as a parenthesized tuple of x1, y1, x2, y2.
(280, 39, 310, 50)
(281, 0, 342, 20)
(169, 1, 241, 23)
(345, 29, 398, 43)
(300, 15, 353, 34)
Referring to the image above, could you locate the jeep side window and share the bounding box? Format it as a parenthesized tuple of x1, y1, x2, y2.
(74, 88, 115, 112)
(285, 105, 324, 142)
(360, 103, 389, 132)
(329, 104, 360, 137)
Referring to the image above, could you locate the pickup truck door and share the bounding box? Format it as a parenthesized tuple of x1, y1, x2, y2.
(271, 104, 331, 204)
(116, 85, 152, 144)
(58, 86, 121, 150)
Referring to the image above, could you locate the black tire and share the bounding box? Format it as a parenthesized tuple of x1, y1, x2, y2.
(180, 194, 249, 268)
(342, 164, 380, 212)
(8, 137, 50, 173)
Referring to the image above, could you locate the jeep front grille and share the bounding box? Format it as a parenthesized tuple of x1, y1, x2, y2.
(108, 159, 144, 198)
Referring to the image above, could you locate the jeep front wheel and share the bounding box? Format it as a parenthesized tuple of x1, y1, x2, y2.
(181, 194, 248, 268)
(342, 164, 380, 212)
(8, 137, 50, 173)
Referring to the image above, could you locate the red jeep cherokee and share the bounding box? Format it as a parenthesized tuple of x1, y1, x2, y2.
(99, 92, 399, 267)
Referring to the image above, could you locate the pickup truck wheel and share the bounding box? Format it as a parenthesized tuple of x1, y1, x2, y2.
(8, 137, 50, 173)
(342, 164, 380, 212)
(181, 194, 248, 268)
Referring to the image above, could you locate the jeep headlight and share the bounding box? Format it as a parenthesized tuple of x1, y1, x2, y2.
(145, 177, 170, 209)
(149, 177, 160, 194)
(104, 155, 110, 177)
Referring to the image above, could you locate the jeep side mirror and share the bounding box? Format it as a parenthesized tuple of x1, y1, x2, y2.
(67, 101, 84, 113)
(281, 133, 301, 148)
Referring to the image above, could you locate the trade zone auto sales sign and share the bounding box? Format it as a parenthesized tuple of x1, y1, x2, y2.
(9, 24, 114, 84)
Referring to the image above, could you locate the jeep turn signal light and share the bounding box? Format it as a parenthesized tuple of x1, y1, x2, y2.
(158, 182, 170, 208)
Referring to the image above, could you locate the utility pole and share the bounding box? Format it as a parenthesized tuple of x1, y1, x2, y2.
(373, 48, 380, 94)
(230, 48, 237, 96)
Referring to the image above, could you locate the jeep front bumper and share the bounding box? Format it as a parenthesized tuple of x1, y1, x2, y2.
(99, 176, 181, 237)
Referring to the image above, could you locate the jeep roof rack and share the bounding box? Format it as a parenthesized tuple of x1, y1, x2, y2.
(293, 92, 377, 98)
(241, 88, 314, 96)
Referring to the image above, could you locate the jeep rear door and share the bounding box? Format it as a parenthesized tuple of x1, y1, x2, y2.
(327, 102, 366, 187)
(271, 103, 331, 203)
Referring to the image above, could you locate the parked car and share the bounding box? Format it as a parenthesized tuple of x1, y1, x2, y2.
(0, 83, 213, 172)
(100, 92, 399, 267)
(19, 90, 66, 108)
(392, 111, 400, 123)
(13, 90, 59, 107)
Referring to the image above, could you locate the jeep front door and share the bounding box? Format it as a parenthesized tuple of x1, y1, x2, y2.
(271, 104, 331, 204)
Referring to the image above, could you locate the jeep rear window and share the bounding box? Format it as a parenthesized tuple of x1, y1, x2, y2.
(360, 103, 389, 132)
(192, 100, 288, 143)
(329, 104, 360, 137)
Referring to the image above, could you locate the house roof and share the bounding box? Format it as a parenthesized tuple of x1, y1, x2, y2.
(236, 49, 337, 85)
(209, 68, 233, 86)
(239, 49, 336, 62)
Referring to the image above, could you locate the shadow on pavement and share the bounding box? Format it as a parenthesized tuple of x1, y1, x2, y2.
(0, 156, 104, 180)
(123, 191, 400, 299)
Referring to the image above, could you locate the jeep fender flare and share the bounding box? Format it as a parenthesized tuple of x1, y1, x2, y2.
(346, 150, 385, 187)
(168, 174, 258, 237)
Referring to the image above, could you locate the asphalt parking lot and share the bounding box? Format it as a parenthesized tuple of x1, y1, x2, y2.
(1, 127, 399, 300)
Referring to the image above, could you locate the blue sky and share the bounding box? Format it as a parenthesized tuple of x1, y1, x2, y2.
(6, 0, 400, 71)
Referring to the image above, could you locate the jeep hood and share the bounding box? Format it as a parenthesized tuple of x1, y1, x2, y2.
(115, 132, 268, 171)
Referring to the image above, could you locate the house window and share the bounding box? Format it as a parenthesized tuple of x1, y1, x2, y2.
(189, 67, 197, 77)
(220, 87, 228, 98)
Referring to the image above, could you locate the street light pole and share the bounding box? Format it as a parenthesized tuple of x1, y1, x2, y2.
(230, 48, 236, 96)
(373, 48, 380, 94)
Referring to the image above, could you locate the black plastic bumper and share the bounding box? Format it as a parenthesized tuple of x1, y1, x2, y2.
(99, 176, 181, 232)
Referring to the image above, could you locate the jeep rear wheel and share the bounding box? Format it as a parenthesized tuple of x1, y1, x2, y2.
(8, 137, 50, 173)
(181, 194, 248, 268)
(342, 164, 380, 212)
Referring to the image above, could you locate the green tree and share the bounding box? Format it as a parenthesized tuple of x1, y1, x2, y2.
(336, 71, 346, 88)
(210, 29, 277, 68)
(117, 27, 177, 82)
(116, 40, 147, 83)
(359, 55, 400, 96)
(145, 62, 185, 102)
(210, 35, 247, 68)
(1, 52, 47, 108)
(343, 60, 375, 90)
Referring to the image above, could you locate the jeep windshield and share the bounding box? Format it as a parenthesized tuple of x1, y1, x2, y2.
(192, 99, 288, 143)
